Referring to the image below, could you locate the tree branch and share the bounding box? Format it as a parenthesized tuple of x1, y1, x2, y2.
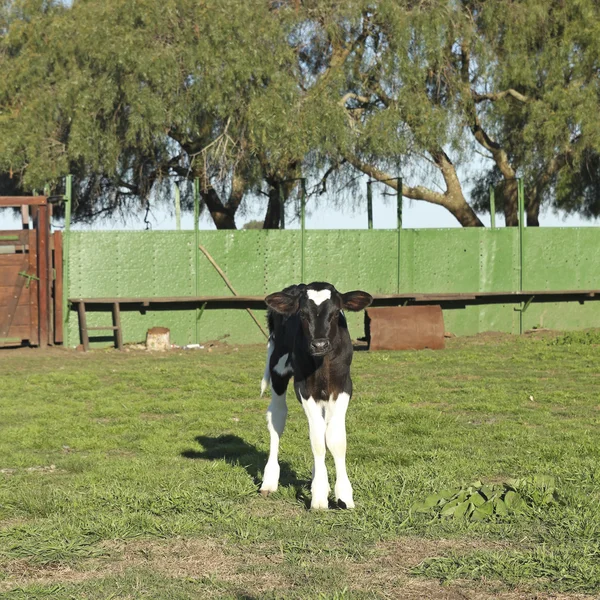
(339, 92, 371, 107)
(344, 155, 446, 206)
(473, 89, 530, 103)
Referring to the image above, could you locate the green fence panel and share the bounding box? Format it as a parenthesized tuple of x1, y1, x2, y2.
(67, 227, 600, 348)
(400, 228, 520, 335)
(522, 228, 600, 331)
(68, 232, 198, 347)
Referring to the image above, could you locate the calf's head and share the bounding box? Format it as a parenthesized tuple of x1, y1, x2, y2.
(266, 282, 373, 357)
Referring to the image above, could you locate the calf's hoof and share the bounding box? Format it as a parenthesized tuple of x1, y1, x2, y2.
(260, 463, 280, 496)
(335, 480, 355, 509)
(310, 496, 329, 510)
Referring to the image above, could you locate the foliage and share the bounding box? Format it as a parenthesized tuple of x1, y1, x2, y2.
(1, 1, 600, 228)
(413, 476, 558, 521)
(550, 329, 600, 346)
(242, 219, 264, 230)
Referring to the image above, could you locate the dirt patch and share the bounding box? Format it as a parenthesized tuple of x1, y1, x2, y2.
(0, 538, 287, 595)
(446, 331, 515, 348)
(348, 538, 594, 600)
(0, 559, 105, 590)
(0, 537, 596, 599)
(0, 464, 64, 476)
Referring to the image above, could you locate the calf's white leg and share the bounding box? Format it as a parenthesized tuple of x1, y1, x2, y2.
(302, 396, 330, 509)
(325, 392, 354, 508)
(260, 389, 287, 495)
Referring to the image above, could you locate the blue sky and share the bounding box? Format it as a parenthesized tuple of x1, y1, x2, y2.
(1, 179, 597, 231)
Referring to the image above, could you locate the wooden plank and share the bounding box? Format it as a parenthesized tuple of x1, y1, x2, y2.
(53, 231, 63, 344)
(0, 292, 34, 306)
(0, 255, 29, 267)
(112, 302, 123, 350)
(0, 324, 38, 339)
(0, 256, 28, 338)
(77, 301, 90, 351)
(21, 205, 29, 228)
(68, 296, 269, 304)
(28, 230, 39, 345)
(0, 196, 47, 207)
(0, 263, 33, 282)
(47, 210, 54, 346)
(37, 204, 49, 348)
(0, 305, 32, 326)
(0, 230, 28, 244)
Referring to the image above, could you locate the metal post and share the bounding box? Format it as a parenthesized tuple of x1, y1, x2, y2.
(489, 185, 496, 229)
(367, 181, 373, 229)
(63, 175, 72, 333)
(518, 177, 525, 334)
(175, 183, 181, 230)
(279, 184, 285, 230)
(300, 178, 306, 283)
(397, 177, 403, 294)
(194, 178, 200, 344)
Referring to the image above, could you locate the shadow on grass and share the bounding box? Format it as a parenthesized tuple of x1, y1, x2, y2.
(181, 434, 311, 508)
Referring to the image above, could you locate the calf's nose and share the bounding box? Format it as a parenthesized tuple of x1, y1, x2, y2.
(310, 338, 331, 355)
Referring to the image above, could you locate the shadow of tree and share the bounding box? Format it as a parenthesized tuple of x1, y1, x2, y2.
(181, 434, 311, 507)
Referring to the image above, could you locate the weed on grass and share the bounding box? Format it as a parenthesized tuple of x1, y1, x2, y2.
(0, 333, 599, 598)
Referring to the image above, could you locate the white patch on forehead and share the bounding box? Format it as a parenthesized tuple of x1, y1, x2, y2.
(307, 289, 331, 306)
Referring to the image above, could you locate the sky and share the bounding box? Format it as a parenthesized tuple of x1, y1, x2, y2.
(1, 181, 597, 232)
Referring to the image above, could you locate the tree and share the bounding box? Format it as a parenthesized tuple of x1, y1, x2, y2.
(290, 0, 600, 226)
(1, 1, 599, 228)
(0, 0, 301, 228)
(464, 0, 600, 225)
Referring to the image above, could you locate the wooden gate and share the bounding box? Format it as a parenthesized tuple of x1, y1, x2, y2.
(0, 197, 63, 348)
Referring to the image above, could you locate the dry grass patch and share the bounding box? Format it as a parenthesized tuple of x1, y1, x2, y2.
(1, 536, 599, 599)
(347, 539, 596, 600)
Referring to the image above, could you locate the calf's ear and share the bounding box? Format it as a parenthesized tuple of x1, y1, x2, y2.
(341, 290, 373, 311)
(265, 292, 299, 315)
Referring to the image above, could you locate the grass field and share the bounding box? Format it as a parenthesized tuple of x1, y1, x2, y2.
(0, 331, 599, 599)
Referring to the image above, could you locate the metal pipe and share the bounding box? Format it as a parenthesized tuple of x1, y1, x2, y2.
(489, 185, 496, 229)
(63, 175, 72, 333)
(194, 178, 200, 343)
(397, 177, 403, 294)
(518, 177, 525, 334)
(175, 183, 181, 230)
(367, 181, 373, 229)
(300, 178, 306, 283)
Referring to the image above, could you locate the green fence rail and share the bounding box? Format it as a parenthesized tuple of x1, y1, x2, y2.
(65, 227, 600, 347)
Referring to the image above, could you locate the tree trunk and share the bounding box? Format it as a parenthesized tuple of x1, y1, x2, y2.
(503, 179, 519, 227)
(263, 186, 282, 229)
(346, 154, 484, 227)
(201, 188, 237, 229)
(446, 196, 485, 227)
(527, 195, 541, 226)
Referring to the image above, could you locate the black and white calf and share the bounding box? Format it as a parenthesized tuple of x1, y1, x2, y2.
(259, 282, 373, 510)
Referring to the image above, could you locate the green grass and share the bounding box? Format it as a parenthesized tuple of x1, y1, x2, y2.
(0, 332, 599, 599)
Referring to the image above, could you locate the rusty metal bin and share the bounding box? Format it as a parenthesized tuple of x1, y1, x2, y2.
(365, 306, 445, 351)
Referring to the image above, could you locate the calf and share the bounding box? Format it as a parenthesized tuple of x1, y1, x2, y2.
(259, 282, 373, 509)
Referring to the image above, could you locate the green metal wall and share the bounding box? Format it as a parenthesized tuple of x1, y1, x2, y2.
(66, 228, 600, 347)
